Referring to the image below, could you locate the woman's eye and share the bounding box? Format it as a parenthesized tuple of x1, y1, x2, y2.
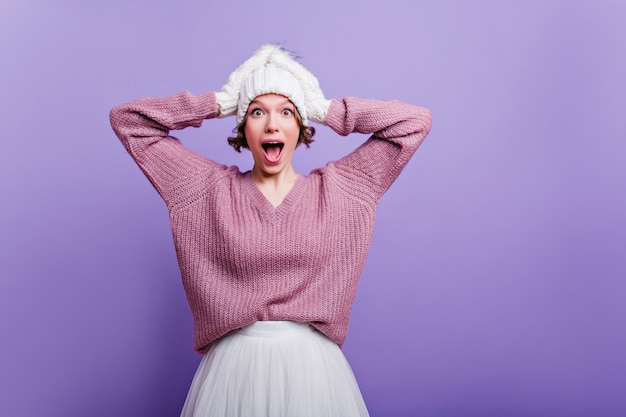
(251, 109, 263, 116)
(282, 109, 293, 116)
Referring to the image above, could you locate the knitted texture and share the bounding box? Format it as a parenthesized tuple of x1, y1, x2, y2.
(238, 63, 307, 125)
(110, 91, 432, 353)
(216, 44, 331, 125)
(215, 45, 277, 118)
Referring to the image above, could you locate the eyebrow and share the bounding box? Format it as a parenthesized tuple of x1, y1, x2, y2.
(249, 98, 293, 107)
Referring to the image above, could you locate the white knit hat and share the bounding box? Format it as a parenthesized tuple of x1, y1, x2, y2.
(237, 62, 307, 126)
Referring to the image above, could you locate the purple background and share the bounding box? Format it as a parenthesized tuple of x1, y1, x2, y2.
(1, 1, 625, 416)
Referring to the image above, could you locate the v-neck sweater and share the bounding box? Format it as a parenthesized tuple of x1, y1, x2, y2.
(110, 91, 432, 353)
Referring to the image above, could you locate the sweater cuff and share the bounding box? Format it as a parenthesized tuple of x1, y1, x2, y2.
(324, 99, 351, 136)
(200, 91, 220, 120)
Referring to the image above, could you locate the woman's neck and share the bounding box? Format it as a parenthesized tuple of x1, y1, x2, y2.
(250, 165, 300, 207)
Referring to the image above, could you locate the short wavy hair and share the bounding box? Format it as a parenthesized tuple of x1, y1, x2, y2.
(227, 106, 315, 153)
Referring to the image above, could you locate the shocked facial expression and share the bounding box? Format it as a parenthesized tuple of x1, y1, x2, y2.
(244, 94, 301, 178)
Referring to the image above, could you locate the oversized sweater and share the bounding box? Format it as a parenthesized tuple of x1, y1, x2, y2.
(110, 91, 432, 353)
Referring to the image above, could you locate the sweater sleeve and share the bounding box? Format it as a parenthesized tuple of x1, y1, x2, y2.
(109, 91, 222, 204)
(324, 97, 432, 202)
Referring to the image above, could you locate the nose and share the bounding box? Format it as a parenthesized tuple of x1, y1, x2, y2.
(265, 113, 278, 133)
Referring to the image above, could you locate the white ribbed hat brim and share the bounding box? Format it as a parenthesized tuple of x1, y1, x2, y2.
(237, 63, 307, 125)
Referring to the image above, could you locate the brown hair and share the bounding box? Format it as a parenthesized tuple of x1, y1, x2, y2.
(227, 107, 315, 153)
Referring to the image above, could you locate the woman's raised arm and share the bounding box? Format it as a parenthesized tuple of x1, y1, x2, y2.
(109, 91, 220, 202)
(325, 97, 432, 200)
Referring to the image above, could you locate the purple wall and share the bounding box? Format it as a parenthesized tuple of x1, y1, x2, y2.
(2, 1, 625, 416)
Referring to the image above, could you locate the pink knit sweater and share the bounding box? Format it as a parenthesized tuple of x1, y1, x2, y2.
(110, 91, 432, 353)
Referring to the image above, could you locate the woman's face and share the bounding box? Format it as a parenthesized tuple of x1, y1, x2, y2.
(244, 93, 301, 178)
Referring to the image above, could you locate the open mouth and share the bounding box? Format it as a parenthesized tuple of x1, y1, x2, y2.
(261, 141, 285, 163)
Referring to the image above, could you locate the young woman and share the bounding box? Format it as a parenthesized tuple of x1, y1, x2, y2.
(110, 44, 432, 417)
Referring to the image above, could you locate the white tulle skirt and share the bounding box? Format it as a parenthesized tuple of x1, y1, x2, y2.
(180, 321, 369, 417)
